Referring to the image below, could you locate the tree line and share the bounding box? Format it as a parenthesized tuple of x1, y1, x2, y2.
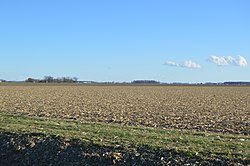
(25, 76, 78, 83)
(131, 80, 160, 84)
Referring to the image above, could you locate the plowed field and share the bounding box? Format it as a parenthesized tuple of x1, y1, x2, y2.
(0, 85, 249, 135)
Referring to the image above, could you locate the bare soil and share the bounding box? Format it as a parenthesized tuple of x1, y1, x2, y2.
(0, 85, 249, 135)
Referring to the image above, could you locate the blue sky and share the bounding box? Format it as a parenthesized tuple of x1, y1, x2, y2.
(0, 0, 249, 82)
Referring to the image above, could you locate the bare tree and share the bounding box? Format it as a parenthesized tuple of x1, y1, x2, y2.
(73, 77, 78, 82)
(44, 76, 54, 83)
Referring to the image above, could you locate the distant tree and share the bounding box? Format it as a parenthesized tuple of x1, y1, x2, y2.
(224, 82, 250, 85)
(44, 76, 54, 83)
(25, 76, 79, 83)
(73, 77, 78, 82)
(62, 77, 69, 83)
(132, 80, 160, 84)
(25, 78, 37, 83)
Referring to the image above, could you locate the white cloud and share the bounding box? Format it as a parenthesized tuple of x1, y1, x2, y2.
(164, 61, 179, 67)
(209, 56, 229, 66)
(181, 60, 201, 69)
(209, 55, 248, 67)
(164, 60, 201, 69)
(237, 56, 248, 67)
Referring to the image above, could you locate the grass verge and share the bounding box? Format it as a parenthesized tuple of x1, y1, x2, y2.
(0, 112, 249, 165)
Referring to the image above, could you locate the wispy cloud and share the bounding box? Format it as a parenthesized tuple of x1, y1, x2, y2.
(164, 60, 201, 69)
(164, 61, 179, 67)
(182, 60, 201, 69)
(209, 55, 248, 67)
(237, 56, 248, 67)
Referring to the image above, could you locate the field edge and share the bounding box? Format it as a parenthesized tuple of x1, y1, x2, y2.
(0, 112, 249, 165)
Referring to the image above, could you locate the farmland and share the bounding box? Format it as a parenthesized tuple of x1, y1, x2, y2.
(0, 84, 250, 165)
(0, 84, 249, 134)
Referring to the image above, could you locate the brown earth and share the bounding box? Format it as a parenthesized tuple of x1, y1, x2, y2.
(1, 131, 248, 166)
(0, 85, 249, 135)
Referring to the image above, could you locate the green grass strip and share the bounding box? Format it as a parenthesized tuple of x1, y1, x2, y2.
(0, 112, 249, 161)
